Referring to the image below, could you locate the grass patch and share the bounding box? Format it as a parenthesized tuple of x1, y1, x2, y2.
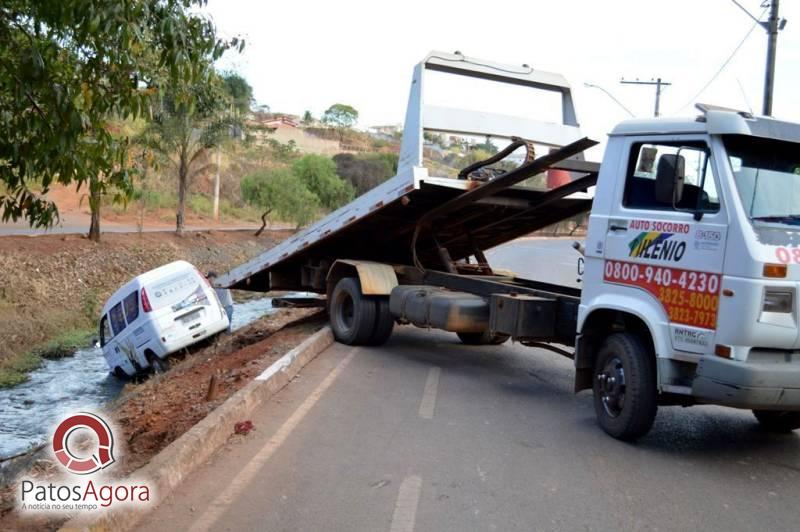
(188, 193, 214, 217)
(0, 352, 43, 389)
(1, 327, 94, 389)
(30, 328, 95, 360)
(188, 194, 262, 222)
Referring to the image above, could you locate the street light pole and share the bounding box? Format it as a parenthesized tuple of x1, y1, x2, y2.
(583, 83, 635, 118)
(730, 0, 787, 116)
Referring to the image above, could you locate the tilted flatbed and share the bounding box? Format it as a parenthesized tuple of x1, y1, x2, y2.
(219, 52, 598, 315)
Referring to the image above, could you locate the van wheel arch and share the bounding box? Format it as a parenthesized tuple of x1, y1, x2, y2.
(144, 348, 167, 374)
(575, 310, 655, 392)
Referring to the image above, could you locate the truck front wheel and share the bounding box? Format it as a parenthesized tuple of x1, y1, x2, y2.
(592, 333, 657, 441)
(330, 277, 377, 345)
(752, 410, 800, 432)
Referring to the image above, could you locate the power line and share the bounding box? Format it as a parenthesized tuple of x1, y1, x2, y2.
(730, 0, 762, 24)
(672, 9, 766, 114)
(620, 78, 671, 117)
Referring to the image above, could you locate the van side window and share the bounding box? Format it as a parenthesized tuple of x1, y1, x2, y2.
(624, 142, 720, 212)
(123, 291, 139, 324)
(99, 315, 112, 347)
(109, 302, 127, 336)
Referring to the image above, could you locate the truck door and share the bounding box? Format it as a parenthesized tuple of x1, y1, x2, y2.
(603, 139, 728, 354)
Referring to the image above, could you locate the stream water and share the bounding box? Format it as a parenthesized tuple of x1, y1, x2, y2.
(0, 296, 291, 458)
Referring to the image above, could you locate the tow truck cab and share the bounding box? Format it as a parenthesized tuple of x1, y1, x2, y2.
(579, 106, 800, 418)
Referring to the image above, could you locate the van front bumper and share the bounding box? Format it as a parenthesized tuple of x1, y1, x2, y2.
(692, 355, 800, 410)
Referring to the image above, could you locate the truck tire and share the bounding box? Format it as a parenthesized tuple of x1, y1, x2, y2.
(456, 331, 510, 345)
(752, 410, 800, 432)
(592, 333, 657, 441)
(330, 277, 377, 345)
(366, 297, 394, 346)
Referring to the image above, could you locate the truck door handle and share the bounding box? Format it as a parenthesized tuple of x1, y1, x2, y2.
(609, 224, 627, 232)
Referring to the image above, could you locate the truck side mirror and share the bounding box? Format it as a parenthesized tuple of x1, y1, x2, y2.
(655, 154, 685, 205)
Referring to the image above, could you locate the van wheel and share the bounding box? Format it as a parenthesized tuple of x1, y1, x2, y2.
(112, 366, 130, 380)
(330, 277, 377, 345)
(592, 333, 657, 441)
(753, 410, 800, 432)
(366, 297, 394, 346)
(457, 331, 510, 345)
(146, 352, 167, 374)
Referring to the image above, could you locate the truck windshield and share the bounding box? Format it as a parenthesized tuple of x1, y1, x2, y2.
(724, 134, 800, 223)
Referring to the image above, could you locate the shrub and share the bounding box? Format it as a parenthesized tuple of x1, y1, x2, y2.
(291, 154, 354, 210)
(241, 168, 319, 227)
(333, 152, 398, 195)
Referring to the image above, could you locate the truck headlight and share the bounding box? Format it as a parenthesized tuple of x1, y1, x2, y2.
(763, 289, 793, 313)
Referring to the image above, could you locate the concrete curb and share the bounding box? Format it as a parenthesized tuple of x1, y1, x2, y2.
(61, 326, 334, 532)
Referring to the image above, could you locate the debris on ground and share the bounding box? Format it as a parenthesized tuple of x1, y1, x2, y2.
(234, 421, 254, 435)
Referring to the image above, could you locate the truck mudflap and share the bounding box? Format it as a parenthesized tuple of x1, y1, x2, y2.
(692, 355, 800, 410)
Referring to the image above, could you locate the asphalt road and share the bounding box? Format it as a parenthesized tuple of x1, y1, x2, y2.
(487, 237, 583, 288)
(134, 240, 800, 532)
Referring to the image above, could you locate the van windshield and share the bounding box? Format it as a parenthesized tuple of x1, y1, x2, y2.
(725, 135, 800, 224)
(146, 270, 209, 312)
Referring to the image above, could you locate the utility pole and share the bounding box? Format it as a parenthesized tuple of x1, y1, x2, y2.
(620, 78, 672, 117)
(763, 0, 780, 115)
(213, 146, 221, 222)
(730, 0, 787, 116)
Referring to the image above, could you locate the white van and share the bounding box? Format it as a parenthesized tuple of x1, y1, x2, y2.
(99, 260, 230, 377)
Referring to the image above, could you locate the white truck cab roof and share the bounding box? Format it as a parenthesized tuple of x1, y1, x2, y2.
(610, 105, 800, 144)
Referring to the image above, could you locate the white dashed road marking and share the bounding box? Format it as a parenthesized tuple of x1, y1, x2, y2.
(418, 366, 441, 419)
(389, 475, 423, 532)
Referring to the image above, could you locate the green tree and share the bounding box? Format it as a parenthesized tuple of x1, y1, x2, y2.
(222, 72, 253, 116)
(333, 153, 398, 195)
(302, 110, 314, 125)
(0, 0, 238, 240)
(291, 154, 353, 210)
(322, 103, 358, 141)
(139, 76, 238, 234)
(241, 168, 318, 233)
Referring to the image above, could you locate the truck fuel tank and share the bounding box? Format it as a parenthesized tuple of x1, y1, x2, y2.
(389, 286, 489, 333)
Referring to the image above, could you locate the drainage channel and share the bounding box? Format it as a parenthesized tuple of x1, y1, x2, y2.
(0, 295, 305, 458)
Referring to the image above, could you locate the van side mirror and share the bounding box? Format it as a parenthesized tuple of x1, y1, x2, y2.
(655, 154, 685, 205)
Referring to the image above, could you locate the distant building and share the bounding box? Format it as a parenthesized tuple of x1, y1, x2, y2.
(369, 124, 402, 136)
(262, 116, 299, 129)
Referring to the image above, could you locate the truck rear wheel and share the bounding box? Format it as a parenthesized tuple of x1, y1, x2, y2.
(330, 277, 377, 345)
(752, 410, 800, 432)
(592, 333, 657, 441)
(456, 331, 510, 345)
(366, 297, 394, 346)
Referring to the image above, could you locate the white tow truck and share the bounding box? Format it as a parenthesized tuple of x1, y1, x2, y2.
(219, 52, 800, 440)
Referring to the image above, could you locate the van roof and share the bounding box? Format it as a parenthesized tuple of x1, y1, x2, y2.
(101, 260, 197, 314)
